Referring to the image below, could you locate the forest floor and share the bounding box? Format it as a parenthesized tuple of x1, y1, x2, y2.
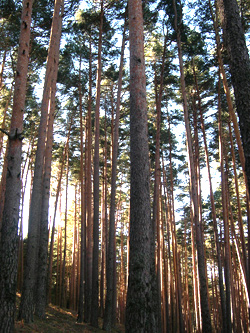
(15, 295, 125, 333)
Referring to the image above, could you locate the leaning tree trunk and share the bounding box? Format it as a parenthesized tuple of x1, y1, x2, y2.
(0, 0, 33, 331)
(125, 0, 160, 331)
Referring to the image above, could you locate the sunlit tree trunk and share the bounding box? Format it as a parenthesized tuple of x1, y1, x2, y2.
(126, 0, 159, 331)
(0, 0, 33, 330)
(19, 0, 64, 322)
(35, 90, 55, 318)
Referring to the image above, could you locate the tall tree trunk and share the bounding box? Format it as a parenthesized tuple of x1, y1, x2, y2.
(35, 0, 63, 312)
(18, 0, 63, 322)
(84, 36, 93, 323)
(91, 0, 104, 326)
(152, 34, 168, 333)
(103, 15, 126, 331)
(218, 0, 250, 194)
(125, 0, 159, 331)
(209, 2, 250, 276)
(77, 57, 87, 323)
(217, 0, 250, 297)
(173, 0, 212, 330)
(35, 90, 55, 318)
(0, 1, 33, 331)
(193, 62, 227, 331)
(218, 82, 232, 332)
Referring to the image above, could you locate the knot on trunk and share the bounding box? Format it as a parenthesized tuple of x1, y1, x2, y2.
(0, 128, 24, 140)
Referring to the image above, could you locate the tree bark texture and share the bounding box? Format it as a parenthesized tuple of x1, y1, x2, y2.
(91, 0, 103, 327)
(218, 0, 250, 193)
(125, 0, 159, 331)
(18, 0, 63, 322)
(0, 0, 33, 331)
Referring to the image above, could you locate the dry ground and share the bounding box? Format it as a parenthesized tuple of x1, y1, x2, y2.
(15, 297, 125, 333)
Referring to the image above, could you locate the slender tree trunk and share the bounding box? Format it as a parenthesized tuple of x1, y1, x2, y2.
(77, 58, 87, 323)
(218, 83, 232, 332)
(168, 118, 184, 333)
(84, 36, 93, 323)
(193, 62, 227, 332)
(70, 185, 78, 310)
(152, 34, 168, 333)
(190, 200, 201, 332)
(125, 0, 159, 331)
(60, 148, 69, 308)
(173, 0, 212, 330)
(100, 175, 106, 317)
(0, 1, 33, 331)
(103, 15, 127, 331)
(91, 0, 104, 326)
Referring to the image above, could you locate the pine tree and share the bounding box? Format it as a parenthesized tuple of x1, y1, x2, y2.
(0, 0, 33, 331)
(125, 0, 160, 331)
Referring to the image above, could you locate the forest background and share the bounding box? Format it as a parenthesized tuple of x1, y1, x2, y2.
(0, 0, 250, 332)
